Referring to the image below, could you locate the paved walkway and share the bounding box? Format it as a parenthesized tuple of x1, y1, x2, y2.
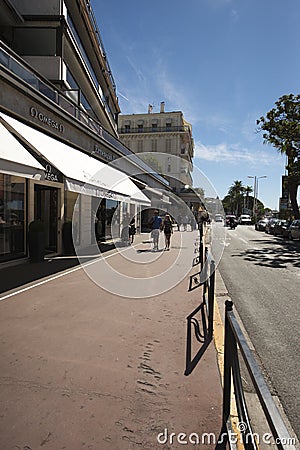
(0, 230, 224, 450)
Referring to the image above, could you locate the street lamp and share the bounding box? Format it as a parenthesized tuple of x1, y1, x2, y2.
(247, 175, 267, 217)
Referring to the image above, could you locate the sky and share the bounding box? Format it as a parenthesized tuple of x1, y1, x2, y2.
(91, 0, 300, 210)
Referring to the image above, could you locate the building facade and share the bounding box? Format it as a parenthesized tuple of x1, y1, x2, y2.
(0, 0, 170, 263)
(118, 102, 195, 195)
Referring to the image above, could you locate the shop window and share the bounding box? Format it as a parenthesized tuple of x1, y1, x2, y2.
(94, 198, 120, 241)
(0, 174, 26, 262)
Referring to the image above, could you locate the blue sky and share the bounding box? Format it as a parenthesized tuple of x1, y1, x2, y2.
(92, 0, 300, 210)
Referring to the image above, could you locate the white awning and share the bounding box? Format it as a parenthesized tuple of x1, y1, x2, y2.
(0, 112, 151, 205)
(0, 120, 44, 180)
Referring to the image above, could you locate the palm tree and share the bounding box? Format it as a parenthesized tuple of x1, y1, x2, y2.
(228, 180, 244, 215)
(244, 185, 253, 210)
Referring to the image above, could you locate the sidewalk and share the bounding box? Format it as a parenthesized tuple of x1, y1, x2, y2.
(0, 230, 224, 450)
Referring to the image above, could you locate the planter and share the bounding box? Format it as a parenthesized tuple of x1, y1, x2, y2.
(28, 220, 45, 262)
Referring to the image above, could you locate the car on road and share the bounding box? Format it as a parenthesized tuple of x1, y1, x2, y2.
(238, 214, 252, 225)
(255, 218, 269, 231)
(214, 214, 223, 222)
(273, 220, 291, 238)
(265, 218, 279, 234)
(289, 219, 300, 240)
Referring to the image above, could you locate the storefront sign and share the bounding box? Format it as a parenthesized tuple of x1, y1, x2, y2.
(44, 164, 63, 183)
(93, 145, 116, 162)
(29, 107, 64, 133)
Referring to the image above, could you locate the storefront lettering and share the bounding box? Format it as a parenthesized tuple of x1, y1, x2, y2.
(93, 145, 115, 162)
(44, 164, 59, 182)
(30, 107, 64, 133)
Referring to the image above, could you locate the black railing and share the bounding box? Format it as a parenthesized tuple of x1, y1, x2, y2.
(119, 125, 192, 134)
(221, 300, 297, 450)
(185, 223, 215, 375)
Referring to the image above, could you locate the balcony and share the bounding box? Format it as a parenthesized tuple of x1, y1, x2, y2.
(119, 125, 192, 134)
(0, 42, 168, 186)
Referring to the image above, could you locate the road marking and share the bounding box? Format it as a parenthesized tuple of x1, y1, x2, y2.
(0, 250, 120, 302)
(239, 238, 248, 244)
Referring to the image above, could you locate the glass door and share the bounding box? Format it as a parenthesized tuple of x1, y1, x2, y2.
(34, 185, 58, 253)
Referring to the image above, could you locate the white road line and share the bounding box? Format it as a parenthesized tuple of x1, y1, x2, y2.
(239, 238, 248, 244)
(0, 250, 121, 302)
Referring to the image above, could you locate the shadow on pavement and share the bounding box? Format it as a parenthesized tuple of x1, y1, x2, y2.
(0, 242, 116, 295)
(232, 237, 300, 269)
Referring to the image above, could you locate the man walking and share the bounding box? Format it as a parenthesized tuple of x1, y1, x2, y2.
(149, 210, 162, 251)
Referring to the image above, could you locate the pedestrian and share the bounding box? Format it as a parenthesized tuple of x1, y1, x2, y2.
(129, 218, 136, 244)
(149, 209, 162, 251)
(161, 214, 173, 250)
(182, 214, 189, 231)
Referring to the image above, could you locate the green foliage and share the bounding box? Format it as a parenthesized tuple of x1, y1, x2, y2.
(257, 93, 300, 218)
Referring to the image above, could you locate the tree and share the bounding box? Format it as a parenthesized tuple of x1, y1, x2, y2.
(257, 94, 300, 219)
(244, 185, 253, 210)
(227, 180, 244, 215)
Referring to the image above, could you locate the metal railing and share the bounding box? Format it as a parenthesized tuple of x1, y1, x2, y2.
(119, 125, 192, 135)
(221, 300, 297, 450)
(185, 224, 215, 375)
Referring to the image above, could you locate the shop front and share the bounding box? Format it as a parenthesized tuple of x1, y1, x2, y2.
(0, 111, 151, 261)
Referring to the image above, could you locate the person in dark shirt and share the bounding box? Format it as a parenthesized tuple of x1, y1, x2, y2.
(161, 214, 173, 250)
(129, 218, 136, 244)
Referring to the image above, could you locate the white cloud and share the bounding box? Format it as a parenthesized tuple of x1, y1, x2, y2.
(194, 141, 284, 166)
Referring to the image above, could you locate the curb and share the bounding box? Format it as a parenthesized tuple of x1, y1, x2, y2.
(213, 268, 300, 450)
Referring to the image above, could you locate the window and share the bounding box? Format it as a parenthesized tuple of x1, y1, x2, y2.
(124, 125, 131, 133)
(137, 140, 143, 152)
(0, 174, 26, 262)
(166, 122, 172, 131)
(138, 124, 144, 132)
(152, 123, 158, 131)
(165, 139, 171, 153)
(181, 147, 186, 154)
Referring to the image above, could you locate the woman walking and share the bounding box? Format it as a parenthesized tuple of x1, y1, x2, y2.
(161, 214, 173, 250)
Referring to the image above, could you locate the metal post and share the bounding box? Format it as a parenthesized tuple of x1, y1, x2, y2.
(207, 260, 215, 341)
(223, 300, 234, 427)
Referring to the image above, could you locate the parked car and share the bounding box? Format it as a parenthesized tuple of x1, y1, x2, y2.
(255, 218, 269, 231)
(265, 218, 279, 234)
(214, 214, 223, 222)
(289, 219, 300, 240)
(225, 215, 238, 227)
(238, 214, 252, 225)
(273, 220, 290, 237)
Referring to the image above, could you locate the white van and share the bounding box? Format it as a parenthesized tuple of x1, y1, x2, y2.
(239, 214, 252, 225)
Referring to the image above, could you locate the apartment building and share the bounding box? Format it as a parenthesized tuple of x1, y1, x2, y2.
(0, 0, 170, 263)
(118, 102, 194, 194)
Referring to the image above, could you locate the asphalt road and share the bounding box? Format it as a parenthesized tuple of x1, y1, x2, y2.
(217, 223, 300, 440)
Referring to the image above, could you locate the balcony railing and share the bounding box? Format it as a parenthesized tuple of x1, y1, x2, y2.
(0, 42, 167, 185)
(83, 0, 116, 92)
(119, 125, 192, 134)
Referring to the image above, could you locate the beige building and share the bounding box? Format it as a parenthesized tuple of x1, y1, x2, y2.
(118, 102, 194, 195)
